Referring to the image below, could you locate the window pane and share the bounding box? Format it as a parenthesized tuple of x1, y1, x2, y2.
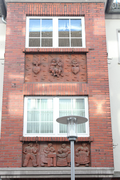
(40, 99, 53, 133)
(59, 124, 67, 133)
(71, 39, 82, 47)
(58, 19, 69, 37)
(29, 19, 40, 37)
(42, 19, 53, 37)
(71, 19, 82, 37)
(59, 38, 69, 47)
(41, 99, 53, 110)
(27, 122, 39, 133)
(59, 98, 86, 134)
(40, 122, 53, 133)
(77, 124, 86, 133)
(59, 99, 71, 109)
(72, 99, 84, 109)
(41, 38, 52, 47)
(29, 38, 40, 47)
(27, 98, 53, 134)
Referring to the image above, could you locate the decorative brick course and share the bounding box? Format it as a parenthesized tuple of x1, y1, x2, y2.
(0, 2, 113, 168)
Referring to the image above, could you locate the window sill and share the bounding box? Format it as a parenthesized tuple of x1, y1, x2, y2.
(23, 48, 89, 53)
(19, 136, 93, 142)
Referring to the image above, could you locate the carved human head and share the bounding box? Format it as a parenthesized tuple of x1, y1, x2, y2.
(48, 143, 52, 147)
(61, 144, 66, 149)
(28, 143, 33, 147)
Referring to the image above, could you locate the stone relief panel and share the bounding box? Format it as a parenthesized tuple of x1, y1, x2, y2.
(25, 54, 87, 82)
(22, 142, 90, 167)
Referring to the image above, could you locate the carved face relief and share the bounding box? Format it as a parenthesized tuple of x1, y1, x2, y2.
(49, 58, 63, 77)
(71, 59, 80, 75)
(32, 56, 41, 74)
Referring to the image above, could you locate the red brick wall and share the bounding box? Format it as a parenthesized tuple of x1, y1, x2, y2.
(0, 2, 114, 167)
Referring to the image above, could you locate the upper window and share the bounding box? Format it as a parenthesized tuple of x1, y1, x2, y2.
(26, 17, 85, 48)
(23, 96, 89, 137)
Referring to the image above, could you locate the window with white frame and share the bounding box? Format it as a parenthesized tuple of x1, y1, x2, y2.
(24, 96, 89, 137)
(26, 17, 85, 48)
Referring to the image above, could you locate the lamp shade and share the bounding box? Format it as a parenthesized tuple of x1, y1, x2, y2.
(56, 115, 88, 139)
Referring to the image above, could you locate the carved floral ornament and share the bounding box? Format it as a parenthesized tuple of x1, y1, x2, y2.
(22, 142, 90, 167)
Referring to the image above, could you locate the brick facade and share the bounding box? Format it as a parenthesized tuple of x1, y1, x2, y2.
(0, 2, 114, 168)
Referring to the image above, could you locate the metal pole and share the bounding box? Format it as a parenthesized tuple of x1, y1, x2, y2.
(70, 140, 75, 180)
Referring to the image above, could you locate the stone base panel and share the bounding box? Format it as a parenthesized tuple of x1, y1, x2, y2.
(0, 167, 114, 178)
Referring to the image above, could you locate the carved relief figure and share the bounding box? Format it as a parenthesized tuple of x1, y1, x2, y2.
(49, 58, 63, 77)
(75, 143, 90, 167)
(32, 56, 41, 74)
(71, 59, 80, 74)
(40, 143, 56, 167)
(23, 143, 38, 167)
(57, 144, 70, 167)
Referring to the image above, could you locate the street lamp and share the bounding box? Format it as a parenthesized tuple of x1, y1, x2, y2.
(56, 115, 88, 180)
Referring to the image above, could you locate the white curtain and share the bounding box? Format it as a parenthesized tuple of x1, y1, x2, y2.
(59, 99, 86, 133)
(27, 99, 53, 133)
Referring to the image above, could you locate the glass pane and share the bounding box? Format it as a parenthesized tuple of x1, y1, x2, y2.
(77, 124, 86, 133)
(29, 19, 40, 37)
(59, 38, 69, 47)
(27, 110, 40, 122)
(71, 19, 82, 37)
(29, 38, 40, 47)
(40, 122, 53, 133)
(71, 39, 82, 47)
(72, 110, 85, 117)
(58, 19, 69, 37)
(42, 19, 53, 37)
(40, 99, 53, 133)
(41, 99, 53, 110)
(41, 38, 52, 47)
(59, 99, 71, 110)
(27, 99, 40, 110)
(72, 99, 84, 109)
(27, 122, 39, 133)
(59, 124, 67, 133)
(41, 111, 53, 122)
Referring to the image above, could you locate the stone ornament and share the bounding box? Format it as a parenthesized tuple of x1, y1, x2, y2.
(40, 143, 56, 167)
(25, 54, 87, 83)
(49, 58, 63, 77)
(71, 59, 80, 74)
(22, 142, 90, 167)
(32, 55, 41, 74)
(57, 144, 70, 167)
(23, 143, 39, 167)
(75, 143, 90, 167)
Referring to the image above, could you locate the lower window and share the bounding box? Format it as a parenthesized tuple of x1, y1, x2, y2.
(24, 96, 89, 137)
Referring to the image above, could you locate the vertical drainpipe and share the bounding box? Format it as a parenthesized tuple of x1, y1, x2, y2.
(1, 0, 7, 24)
